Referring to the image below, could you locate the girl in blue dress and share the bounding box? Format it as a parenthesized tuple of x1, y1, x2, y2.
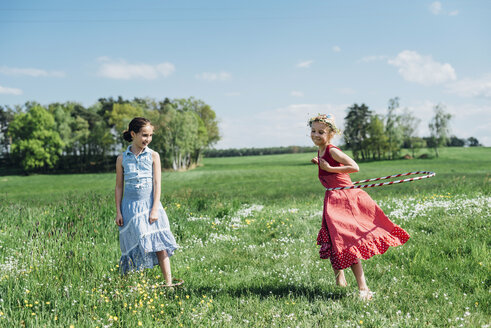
(115, 117, 178, 285)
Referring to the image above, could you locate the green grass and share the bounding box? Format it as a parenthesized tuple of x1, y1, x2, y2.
(0, 147, 489, 327)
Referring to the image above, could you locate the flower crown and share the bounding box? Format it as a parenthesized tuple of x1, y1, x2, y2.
(308, 114, 341, 134)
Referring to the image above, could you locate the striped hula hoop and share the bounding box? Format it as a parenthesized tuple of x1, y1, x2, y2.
(326, 171, 436, 191)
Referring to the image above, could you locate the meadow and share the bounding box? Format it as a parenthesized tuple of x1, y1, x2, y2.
(0, 147, 489, 327)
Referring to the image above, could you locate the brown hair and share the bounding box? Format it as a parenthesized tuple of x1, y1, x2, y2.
(122, 117, 152, 142)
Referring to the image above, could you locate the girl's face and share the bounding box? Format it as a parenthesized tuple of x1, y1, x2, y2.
(131, 124, 154, 149)
(311, 122, 333, 147)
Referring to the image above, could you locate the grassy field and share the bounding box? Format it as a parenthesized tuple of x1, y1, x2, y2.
(0, 147, 489, 327)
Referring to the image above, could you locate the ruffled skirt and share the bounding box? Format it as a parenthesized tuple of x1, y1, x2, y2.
(119, 188, 178, 275)
(316, 189, 409, 270)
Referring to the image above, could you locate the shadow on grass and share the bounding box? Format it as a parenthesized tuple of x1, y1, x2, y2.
(184, 283, 347, 301)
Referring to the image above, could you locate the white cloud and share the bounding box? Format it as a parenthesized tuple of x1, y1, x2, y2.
(291, 91, 304, 97)
(214, 103, 347, 148)
(297, 60, 313, 68)
(388, 50, 456, 85)
(97, 57, 175, 80)
(446, 75, 491, 98)
(429, 2, 459, 16)
(195, 71, 231, 81)
(429, 2, 442, 15)
(0, 66, 65, 78)
(332, 46, 341, 52)
(0, 85, 22, 95)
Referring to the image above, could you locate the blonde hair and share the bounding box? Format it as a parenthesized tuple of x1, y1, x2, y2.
(308, 114, 341, 135)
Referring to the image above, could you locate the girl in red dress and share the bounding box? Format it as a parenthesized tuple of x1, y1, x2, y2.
(310, 114, 410, 300)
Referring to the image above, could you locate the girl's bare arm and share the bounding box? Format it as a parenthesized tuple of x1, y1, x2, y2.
(115, 155, 124, 226)
(149, 152, 162, 223)
(319, 148, 359, 173)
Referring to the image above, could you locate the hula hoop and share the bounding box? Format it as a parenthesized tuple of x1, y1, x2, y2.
(325, 171, 435, 191)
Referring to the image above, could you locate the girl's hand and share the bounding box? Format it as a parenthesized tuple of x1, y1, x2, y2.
(149, 208, 159, 224)
(115, 213, 124, 227)
(319, 158, 333, 172)
(311, 156, 319, 164)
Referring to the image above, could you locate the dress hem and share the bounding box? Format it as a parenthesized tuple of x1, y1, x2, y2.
(317, 226, 410, 270)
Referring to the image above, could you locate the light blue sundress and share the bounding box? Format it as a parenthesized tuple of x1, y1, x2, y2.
(119, 145, 178, 274)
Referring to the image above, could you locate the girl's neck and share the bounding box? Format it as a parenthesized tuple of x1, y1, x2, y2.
(130, 144, 145, 156)
(318, 142, 332, 153)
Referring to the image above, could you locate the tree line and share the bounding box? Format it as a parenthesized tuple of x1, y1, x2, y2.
(204, 146, 318, 158)
(343, 98, 481, 161)
(0, 97, 220, 173)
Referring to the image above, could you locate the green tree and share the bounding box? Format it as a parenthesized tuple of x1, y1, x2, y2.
(467, 137, 481, 147)
(367, 115, 388, 160)
(108, 103, 144, 135)
(8, 104, 64, 172)
(344, 103, 372, 161)
(428, 104, 452, 158)
(0, 106, 15, 160)
(48, 102, 74, 152)
(399, 108, 421, 157)
(385, 97, 404, 159)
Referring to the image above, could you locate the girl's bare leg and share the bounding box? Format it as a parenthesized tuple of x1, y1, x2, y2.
(156, 250, 172, 285)
(350, 260, 372, 299)
(350, 260, 368, 290)
(334, 269, 347, 287)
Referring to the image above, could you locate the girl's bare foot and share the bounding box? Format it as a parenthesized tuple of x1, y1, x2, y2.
(358, 289, 373, 300)
(335, 271, 348, 287)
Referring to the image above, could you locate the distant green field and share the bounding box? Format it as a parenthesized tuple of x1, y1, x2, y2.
(0, 147, 489, 327)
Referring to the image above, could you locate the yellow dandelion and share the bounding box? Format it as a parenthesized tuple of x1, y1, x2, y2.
(34, 301, 39, 305)
(186, 295, 190, 299)
(31, 313, 36, 316)
(69, 325, 74, 328)
(138, 321, 143, 326)
(359, 320, 363, 324)
(45, 301, 50, 305)
(54, 316, 58, 320)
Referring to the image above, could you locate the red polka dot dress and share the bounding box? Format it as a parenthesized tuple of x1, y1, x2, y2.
(316, 145, 410, 270)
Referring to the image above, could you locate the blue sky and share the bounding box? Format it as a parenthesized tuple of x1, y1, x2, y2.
(1, 0, 490, 147)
